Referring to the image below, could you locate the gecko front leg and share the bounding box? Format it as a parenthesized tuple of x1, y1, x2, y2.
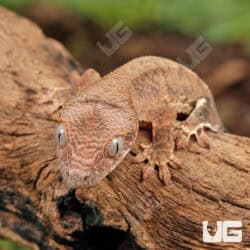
(134, 108, 179, 184)
(176, 97, 222, 150)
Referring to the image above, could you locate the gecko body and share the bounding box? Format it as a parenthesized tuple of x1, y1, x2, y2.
(56, 56, 223, 187)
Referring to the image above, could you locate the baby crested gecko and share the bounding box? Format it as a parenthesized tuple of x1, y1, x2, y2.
(56, 56, 223, 188)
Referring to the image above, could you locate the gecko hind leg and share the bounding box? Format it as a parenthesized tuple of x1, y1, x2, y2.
(176, 97, 221, 150)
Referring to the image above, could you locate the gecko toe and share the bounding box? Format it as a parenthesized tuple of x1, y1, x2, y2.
(142, 164, 155, 181)
(195, 129, 211, 149)
(158, 164, 171, 185)
(169, 154, 182, 169)
(134, 152, 147, 163)
(175, 130, 190, 150)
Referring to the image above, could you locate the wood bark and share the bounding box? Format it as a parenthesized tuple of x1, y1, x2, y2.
(0, 7, 250, 250)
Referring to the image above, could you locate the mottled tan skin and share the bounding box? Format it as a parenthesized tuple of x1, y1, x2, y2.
(58, 56, 223, 188)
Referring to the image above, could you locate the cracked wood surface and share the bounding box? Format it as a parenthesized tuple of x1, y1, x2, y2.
(0, 6, 250, 250)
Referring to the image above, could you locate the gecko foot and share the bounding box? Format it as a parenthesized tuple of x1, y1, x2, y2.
(134, 143, 180, 185)
(176, 123, 218, 150)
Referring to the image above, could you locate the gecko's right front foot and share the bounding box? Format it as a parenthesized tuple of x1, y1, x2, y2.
(133, 143, 180, 185)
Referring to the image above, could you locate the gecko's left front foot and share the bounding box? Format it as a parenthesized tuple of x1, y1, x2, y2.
(133, 143, 180, 185)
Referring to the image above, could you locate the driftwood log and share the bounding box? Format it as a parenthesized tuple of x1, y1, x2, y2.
(0, 7, 250, 250)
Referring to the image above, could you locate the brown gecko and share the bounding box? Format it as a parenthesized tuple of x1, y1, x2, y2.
(56, 56, 223, 188)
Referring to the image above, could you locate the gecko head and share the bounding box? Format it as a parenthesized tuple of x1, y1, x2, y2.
(56, 98, 138, 188)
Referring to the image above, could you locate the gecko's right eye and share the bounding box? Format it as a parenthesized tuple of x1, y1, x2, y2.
(107, 137, 123, 157)
(56, 124, 67, 146)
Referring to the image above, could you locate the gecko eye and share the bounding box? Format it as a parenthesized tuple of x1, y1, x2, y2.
(56, 124, 67, 146)
(108, 137, 123, 157)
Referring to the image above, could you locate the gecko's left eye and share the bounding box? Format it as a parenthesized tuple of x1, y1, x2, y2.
(56, 124, 67, 146)
(107, 137, 123, 157)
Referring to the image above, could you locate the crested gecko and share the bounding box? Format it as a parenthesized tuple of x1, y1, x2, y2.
(56, 56, 223, 188)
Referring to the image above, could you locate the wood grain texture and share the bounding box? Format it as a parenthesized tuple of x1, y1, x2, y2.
(0, 7, 250, 250)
